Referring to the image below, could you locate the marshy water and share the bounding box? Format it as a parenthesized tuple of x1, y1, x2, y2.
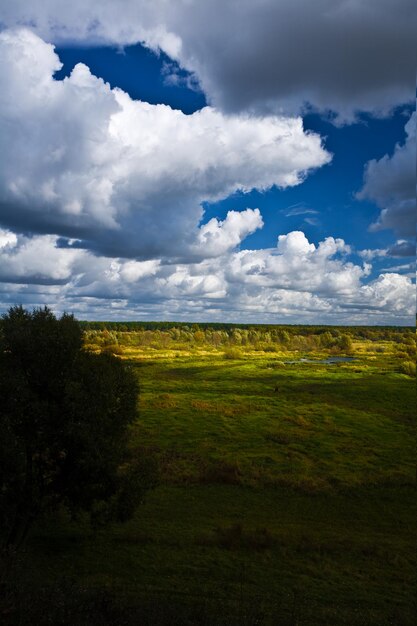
(284, 356, 355, 365)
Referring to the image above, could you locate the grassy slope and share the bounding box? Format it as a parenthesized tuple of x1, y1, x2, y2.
(22, 340, 416, 625)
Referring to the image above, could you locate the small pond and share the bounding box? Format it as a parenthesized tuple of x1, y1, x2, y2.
(284, 356, 355, 365)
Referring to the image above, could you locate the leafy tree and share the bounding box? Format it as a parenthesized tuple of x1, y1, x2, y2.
(319, 331, 334, 349)
(0, 306, 155, 550)
(338, 333, 353, 353)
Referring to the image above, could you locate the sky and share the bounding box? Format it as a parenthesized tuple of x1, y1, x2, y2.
(0, 1, 415, 325)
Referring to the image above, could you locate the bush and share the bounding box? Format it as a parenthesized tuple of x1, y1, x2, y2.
(101, 343, 123, 355)
(263, 345, 279, 353)
(223, 347, 243, 360)
(399, 361, 416, 377)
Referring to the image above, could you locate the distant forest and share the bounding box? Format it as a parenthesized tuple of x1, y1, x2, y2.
(80, 320, 413, 337)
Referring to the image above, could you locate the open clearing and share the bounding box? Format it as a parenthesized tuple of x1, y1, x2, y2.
(18, 328, 416, 625)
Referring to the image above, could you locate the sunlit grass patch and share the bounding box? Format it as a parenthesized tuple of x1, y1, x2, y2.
(130, 347, 415, 491)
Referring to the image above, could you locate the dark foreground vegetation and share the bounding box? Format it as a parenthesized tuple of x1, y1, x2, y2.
(1, 311, 415, 625)
(0, 307, 156, 553)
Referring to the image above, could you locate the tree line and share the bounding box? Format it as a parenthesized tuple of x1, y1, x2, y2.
(83, 325, 416, 357)
(80, 319, 413, 341)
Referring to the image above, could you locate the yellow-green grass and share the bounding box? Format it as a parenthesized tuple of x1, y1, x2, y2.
(132, 353, 415, 491)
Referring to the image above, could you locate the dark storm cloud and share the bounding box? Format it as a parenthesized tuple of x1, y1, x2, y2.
(169, 0, 416, 121)
(387, 240, 416, 257)
(0, 0, 415, 120)
(358, 111, 416, 237)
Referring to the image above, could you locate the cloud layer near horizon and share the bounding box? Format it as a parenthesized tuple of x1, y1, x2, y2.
(0, 228, 414, 325)
(0, 0, 415, 121)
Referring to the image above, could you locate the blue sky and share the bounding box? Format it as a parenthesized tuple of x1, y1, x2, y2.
(0, 1, 415, 324)
(54, 43, 410, 254)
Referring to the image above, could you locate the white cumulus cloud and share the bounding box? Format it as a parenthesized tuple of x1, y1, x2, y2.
(194, 209, 263, 257)
(0, 232, 83, 284)
(0, 29, 330, 261)
(1, 229, 413, 325)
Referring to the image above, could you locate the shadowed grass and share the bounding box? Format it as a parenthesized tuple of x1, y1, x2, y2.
(6, 338, 415, 625)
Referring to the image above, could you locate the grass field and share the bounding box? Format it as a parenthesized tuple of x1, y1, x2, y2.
(6, 330, 416, 625)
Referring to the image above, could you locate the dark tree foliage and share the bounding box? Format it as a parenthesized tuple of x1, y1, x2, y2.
(80, 319, 412, 339)
(0, 306, 155, 550)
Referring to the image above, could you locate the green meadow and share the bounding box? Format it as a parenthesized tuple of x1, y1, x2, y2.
(7, 325, 416, 625)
